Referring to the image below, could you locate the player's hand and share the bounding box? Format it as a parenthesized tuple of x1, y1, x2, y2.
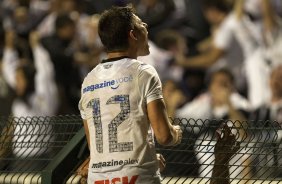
(156, 153, 166, 172)
(173, 125, 182, 145)
(76, 157, 90, 183)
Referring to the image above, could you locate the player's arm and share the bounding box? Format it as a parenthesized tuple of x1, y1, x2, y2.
(175, 46, 225, 68)
(140, 65, 182, 146)
(148, 99, 182, 146)
(83, 119, 91, 150)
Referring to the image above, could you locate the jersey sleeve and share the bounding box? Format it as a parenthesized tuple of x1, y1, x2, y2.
(78, 92, 87, 120)
(138, 64, 163, 104)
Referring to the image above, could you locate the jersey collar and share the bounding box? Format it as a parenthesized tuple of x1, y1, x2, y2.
(101, 56, 130, 64)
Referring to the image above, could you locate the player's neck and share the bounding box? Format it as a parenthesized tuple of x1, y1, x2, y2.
(107, 51, 137, 60)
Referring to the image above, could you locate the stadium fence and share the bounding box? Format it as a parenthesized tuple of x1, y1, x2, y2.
(1, 116, 282, 184)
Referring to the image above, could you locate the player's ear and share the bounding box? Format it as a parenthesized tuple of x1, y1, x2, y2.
(129, 30, 138, 41)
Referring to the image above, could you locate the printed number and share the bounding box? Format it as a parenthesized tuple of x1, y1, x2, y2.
(87, 95, 133, 153)
(87, 99, 103, 153)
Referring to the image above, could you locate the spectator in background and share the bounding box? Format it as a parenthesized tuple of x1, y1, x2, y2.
(234, 0, 282, 108)
(166, 68, 251, 179)
(155, 29, 205, 100)
(0, 21, 15, 117)
(137, 40, 172, 80)
(35, 0, 61, 37)
(174, 0, 248, 95)
(2, 0, 47, 39)
(39, 0, 105, 97)
(154, 29, 186, 83)
(272, 0, 282, 17)
(1, 30, 58, 169)
(169, 68, 250, 121)
(134, 0, 177, 41)
(162, 79, 187, 117)
(76, 14, 105, 74)
(37, 0, 86, 37)
(2, 30, 58, 116)
(41, 13, 81, 114)
(211, 123, 241, 184)
(37, 0, 98, 58)
(249, 65, 282, 178)
(182, 0, 211, 48)
(0, 67, 14, 117)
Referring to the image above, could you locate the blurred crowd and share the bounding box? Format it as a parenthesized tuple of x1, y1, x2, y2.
(1, 0, 282, 178)
(0, 0, 282, 118)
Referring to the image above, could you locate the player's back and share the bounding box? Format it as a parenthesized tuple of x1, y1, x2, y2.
(79, 57, 161, 183)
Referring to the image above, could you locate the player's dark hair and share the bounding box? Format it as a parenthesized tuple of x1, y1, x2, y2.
(55, 13, 75, 31)
(98, 6, 135, 52)
(201, 0, 233, 13)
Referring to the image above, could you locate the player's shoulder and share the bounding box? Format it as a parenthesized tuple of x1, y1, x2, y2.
(81, 66, 98, 88)
(134, 59, 158, 76)
(84, 66, 96, 78)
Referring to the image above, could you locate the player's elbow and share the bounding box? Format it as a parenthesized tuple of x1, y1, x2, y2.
(156, 134, 173, 146)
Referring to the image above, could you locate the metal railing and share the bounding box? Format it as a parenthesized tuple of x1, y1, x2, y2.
(0, 116, 84, 184)
(1, 116, 282, 183)
(157, 118, 282, 183)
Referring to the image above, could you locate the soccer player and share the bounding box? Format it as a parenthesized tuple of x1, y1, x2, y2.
(78, 6, 182, 184)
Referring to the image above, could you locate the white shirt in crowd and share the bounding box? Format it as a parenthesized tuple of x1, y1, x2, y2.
(212, 8, 282, 108)
(176, 92, 251, 178)
(245, 18, 282, 108)
(211, 13, 246, 91)
(176, 92, 250, 121)
(2, 45, 58, 157)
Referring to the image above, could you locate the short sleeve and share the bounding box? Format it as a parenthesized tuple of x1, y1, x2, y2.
(138, 64, 163, 104)
(78, 95, 87, 120)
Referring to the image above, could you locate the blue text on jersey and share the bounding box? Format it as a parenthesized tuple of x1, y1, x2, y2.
(83, 75, 133, 93)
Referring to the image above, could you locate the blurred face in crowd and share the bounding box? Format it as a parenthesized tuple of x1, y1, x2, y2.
(204, 7, 225, 26)
(60, 0, 77, 13)
(209, 71, 233, 95)
(270, 65, 282, 100)
(14, 6, 28, 24)
(133, 14, 150, 56)
(58, 23, 76, 41)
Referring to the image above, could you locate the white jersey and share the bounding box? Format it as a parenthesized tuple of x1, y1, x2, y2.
(79, 57, 163, 184)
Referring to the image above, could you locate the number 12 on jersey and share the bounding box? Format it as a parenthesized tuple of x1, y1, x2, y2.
(87, 95, 133, 153)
